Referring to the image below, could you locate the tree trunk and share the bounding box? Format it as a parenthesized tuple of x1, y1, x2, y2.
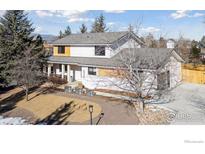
(25, 86, 29, 101)
(139, 101, 144, 113)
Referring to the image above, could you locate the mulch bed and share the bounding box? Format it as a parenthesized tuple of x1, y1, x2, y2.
(95, 88, 138, 97)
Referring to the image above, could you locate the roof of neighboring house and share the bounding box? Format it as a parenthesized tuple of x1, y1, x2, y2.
(41, 34, 58, 44)
(51, 31, 144, 45)
(48, 48, 183, 69)
(167, 38, 177, 43)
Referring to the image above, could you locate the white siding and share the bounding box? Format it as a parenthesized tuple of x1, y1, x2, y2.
(165, 56, 182, 88)
(69, 38, 141, 58)
(70, 46, 111, 58)
(167, 40, 175, 48)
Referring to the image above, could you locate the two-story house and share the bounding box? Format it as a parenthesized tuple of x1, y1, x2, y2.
(47, 31, 184, 90)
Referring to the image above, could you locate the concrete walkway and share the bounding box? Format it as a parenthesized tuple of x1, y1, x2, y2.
(59, 93, 139, 125)
(159, 83, 205, 124)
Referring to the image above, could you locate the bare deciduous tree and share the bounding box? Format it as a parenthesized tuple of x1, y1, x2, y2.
(13, 39, 47, 101)
(100, 31, 180, 113)
(176, 35, 191, 62)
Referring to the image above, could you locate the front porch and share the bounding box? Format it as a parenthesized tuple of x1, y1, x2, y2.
(47, 63, 82, 83)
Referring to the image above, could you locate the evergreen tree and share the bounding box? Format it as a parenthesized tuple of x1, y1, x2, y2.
(0, 10, 47, 100)
(91, 14, 107, 33)
(58, 26, 71, 38)
(64, 25, 71, 36)
(59, 30, 63, 38)
(191, 40, 200, 57)
(80, 23, 87, 33)
(0, 10, 34, 87)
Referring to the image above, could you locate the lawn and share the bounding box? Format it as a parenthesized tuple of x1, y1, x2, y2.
(15, 91, 102, 124)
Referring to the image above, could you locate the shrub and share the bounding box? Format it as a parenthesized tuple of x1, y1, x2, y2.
(48, 76, 67, 85)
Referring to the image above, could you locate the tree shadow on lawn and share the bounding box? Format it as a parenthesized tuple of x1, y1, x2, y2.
(0, 86, 38, 114)
(35, 102, 74, 125)
(28, 85, 64, 101)
(0, 86, 58, 114)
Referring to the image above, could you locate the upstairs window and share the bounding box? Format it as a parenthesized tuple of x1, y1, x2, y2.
(88, 67, 96, 75)
(95, 46, 105, 56)
(58, 46, 65, 54)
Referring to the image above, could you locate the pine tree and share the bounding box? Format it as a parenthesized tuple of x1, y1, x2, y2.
(0, 10, 47, 100)
(80, 24, 87, 33)
(59, 30, 63, 38)
(0, 10, 34, 87)
(58, 26, 71, 38)
(91, 14, 107, 33)
(190, 40, 200, 59)
(64, 25, 71, 36)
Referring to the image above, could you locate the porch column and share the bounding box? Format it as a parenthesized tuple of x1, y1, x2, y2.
(67, 64, 70, 83)
(47, 64, 51, 77)
(61, 64, 65, 79)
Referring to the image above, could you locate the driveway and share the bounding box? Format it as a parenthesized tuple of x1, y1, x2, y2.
(160, 83, 205, 124)
(58, 93, 139, 125)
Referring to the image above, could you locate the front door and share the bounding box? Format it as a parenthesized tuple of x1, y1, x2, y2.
(71, 65, 82, 81)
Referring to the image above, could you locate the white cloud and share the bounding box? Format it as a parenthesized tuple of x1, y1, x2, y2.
(68, 17, 94, 23)
(35, 10, 92, 23)
(35, 10, 53, 17)
(171, 10, 205, 19)
(140, 27, 160, 33)
(107, 22, 115, 26)
(104, 10, 125, 13)
(34, 26, 42, 33)
(192, 12, 205, 17)
(0, 10, 6, 17)
(170, 10, 190, 19)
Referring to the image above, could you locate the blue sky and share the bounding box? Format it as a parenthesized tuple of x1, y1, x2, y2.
(2, 10, 205, 40)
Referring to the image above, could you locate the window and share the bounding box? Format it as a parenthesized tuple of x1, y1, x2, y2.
(58, 46, 65, 54)
(95, 46, 105, 56)
(88, 67, 96, 75)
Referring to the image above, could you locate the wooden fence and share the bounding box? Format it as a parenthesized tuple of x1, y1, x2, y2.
(182, 64, 205, 84)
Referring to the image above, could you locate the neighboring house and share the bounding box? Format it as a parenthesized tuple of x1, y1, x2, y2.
(47, 31, 184, 90)
(41, 34, 58, 55)
(166, 39, 176, 48)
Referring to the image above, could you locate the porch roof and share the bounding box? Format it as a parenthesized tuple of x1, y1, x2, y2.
(48, 48, 182, 69)
(48, 56, 117, 68)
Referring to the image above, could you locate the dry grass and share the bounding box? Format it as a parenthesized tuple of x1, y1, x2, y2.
(16, 92, 101, 123)
(0, 87, 23, 102)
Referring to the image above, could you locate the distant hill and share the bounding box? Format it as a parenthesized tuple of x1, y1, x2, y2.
(40, 34, 58, 44)
(31, 33, 58, 44)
